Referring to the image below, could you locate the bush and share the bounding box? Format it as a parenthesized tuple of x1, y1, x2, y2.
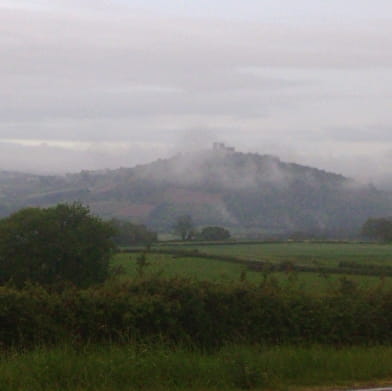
(0, 203, 115, 288)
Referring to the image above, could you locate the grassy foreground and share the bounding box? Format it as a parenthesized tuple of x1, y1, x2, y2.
(2, 344, 392, 391)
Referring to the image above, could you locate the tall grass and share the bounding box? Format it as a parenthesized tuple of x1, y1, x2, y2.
(2, 344, 392, 390)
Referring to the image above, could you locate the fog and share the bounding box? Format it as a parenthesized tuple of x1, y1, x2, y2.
(1, 1, 392, 186)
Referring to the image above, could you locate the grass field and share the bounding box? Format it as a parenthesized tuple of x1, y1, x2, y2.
(112, 250, 392, 293)
(160, 241, 392, 267)
(3, 344, 392, 391)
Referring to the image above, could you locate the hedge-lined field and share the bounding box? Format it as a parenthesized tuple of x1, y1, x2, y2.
(2, 277, 392, 349)
(112, 252, 392, 292)
(4, 242, 392, 390)
(160, 241, 392, 267)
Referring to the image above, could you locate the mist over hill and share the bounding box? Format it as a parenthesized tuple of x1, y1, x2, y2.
(1, 146, 391, 238)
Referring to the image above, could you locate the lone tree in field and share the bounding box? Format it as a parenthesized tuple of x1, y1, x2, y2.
(173, 215, 195, 240)
(0, 203, 115, 287)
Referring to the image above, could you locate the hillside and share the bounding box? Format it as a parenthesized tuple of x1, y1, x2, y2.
(1, 147, 391, 237)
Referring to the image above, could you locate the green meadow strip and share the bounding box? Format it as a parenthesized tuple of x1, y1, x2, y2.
(120, 245, 392, 277)
(2, 344, 392, 391)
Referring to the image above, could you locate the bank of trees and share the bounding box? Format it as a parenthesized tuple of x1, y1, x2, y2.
(0, 204, 161, 287)
(0, 203, 115, 288)
(173, 215, 231, 241)
(110, 219, 157, 247)
(362, 217, 392, 242)
(199, 226, 231, 241)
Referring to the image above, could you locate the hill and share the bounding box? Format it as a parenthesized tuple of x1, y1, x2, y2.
(1, 147, 391, 237)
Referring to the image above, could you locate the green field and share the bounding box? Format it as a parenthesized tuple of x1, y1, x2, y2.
(112, 242, 392, 293)
(3, 344, 392, 391)
(113, 252, 248, 282)
(160, 241, 392, 267)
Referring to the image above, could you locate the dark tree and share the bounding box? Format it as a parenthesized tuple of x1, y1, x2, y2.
(199, 226, 231, 241)
(0, 203, 115, 287)
(361, 217, 392, 242)
(110, 219, 157, 247)
(173, 215, 195, 240)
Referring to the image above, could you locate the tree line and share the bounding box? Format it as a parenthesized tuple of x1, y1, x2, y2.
(0, 204, 231, 288)
(361, 217, 392, 242)
(1, 201, 390, 289)
(173, 214, 231, 241)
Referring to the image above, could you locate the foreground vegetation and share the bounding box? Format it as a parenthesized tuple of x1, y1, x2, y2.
(2, 344, 392, 391)
(3, 277, 392, 348)
(3, 205, 392, 391)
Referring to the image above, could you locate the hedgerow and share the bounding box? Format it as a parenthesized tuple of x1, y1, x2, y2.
(1, 278, 391, 349)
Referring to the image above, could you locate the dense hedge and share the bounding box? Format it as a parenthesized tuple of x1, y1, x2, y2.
(1, 278, 392, 349)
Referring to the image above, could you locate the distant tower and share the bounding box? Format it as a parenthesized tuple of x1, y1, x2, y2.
(212, 142, 235, 153)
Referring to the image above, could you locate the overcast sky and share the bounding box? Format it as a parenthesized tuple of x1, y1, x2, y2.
(1, 0, 392, 184)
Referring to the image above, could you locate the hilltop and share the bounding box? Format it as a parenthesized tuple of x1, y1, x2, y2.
(1, 146, 391, 237)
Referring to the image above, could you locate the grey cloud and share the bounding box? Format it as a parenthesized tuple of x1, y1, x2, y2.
(322, 127, 392, 143)
(0, 3, 392, 182)
(0, 141, 170, 174)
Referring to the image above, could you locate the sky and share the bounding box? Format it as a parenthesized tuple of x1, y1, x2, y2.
(1, 0, 392, 184)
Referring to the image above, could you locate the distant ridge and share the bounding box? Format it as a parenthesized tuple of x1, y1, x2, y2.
(0, 147, 391, 238)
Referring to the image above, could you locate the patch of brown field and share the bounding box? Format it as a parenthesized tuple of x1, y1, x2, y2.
(94, 184, 117, 193)
(89, 201, 154, 219)
(162, 187, 221, 204)
(117, 203, 155, 218)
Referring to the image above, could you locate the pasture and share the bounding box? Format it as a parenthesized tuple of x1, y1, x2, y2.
(159, 241, 392, 267)
(112, 241, 392, 293)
